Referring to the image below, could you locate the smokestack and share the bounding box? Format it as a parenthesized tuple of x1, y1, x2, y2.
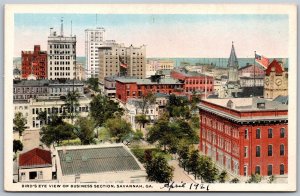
(60, 17, 64, 37)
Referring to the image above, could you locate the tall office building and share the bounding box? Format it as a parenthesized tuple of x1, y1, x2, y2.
(47, 19, 76, 80)
(85, 27, 106, 78)
(98, 44, 146, 84)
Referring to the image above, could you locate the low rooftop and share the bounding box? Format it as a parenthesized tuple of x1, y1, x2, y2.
(56, 144, 143, 176)
(19, 148, 52, 168)
(13, 79, 84, 87)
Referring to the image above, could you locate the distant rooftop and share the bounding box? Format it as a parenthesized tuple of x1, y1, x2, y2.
(172, 69, 208, 77)
(115, 77, 182, 85)
(56, 144, 143, 176)
(13, 79, 84, 87)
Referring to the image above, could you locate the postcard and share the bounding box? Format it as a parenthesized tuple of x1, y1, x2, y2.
(4, 4, 297, 192)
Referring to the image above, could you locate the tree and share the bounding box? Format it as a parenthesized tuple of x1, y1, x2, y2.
(13, 112, 27, 137)
(62, 90, 80, 123)
(246, 174, 262, 183)
(74, 116, 96, 145)
(190, 91, 201, 111)
(87, 78, 99, 92)
(268, 175, 275, 183)
(230, 178, 240, 183)
(198, 156, 219, 183)
(90, 94, 124, 127)
(177, 142, 190, 171)
(137, 92, 156, 114)
(37, 111, 47, 126)
(145, 154, 174, 183)
(187, 149, 201, 179)
(166, 94, 191, 119)
(132, 129, 144, 141)
(105, 117, 133, 143)
(135, 114, 150, 129)
(218, 170, 228, 183)
(147, 118, 198, 153)
(147, 118, 175, 151)
(13, 140, 23, 154)
(40, 115, 74, 147)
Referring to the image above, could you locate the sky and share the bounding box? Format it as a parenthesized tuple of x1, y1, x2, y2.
(14, 14, 289, 58)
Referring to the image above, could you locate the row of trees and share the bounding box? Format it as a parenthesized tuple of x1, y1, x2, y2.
(178, 148, 220, 183)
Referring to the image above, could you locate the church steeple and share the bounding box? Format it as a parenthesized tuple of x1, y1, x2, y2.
(228, 41, 239, 69)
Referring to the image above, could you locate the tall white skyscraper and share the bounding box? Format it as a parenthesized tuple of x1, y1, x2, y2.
(85, 27, 106, 78)
(47, 19, 76, 80)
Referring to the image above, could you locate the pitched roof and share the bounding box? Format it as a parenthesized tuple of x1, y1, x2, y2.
(265, 59, 285, 76)
(19, 148, 52, 168)
(227, 42, 239, 68)
(57, 145, 143, 176)
(273, 95, 288, 105)
(238, 64, 265, 71)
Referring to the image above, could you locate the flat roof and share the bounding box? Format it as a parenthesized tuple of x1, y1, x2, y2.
(57, 144, 143, 176)
(13, 79, 84, 87)
(201, 97, 288, 112)
(115, 77, 182, 85)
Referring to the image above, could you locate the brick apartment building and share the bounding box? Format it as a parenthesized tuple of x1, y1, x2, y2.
(170, 70, 214, 98)
(21, 45, 47, 79)
(198, 97, 288, 178)
(115, 76, 184, 103)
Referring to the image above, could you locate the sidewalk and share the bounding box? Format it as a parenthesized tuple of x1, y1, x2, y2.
(168, 160, 196, 183)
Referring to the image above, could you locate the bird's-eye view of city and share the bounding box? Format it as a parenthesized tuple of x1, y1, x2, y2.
(11, 13, 289, 187)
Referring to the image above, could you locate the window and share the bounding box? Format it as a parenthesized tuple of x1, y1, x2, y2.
(256, 128, 261, 139)
(280, 128, 285, 138)
(280, 164, 284, 175)
(256, 146, 261, 157)
(255, 166, 261, 175)
(268, 128, 273, 138)
(268, 145, 273, 156)
(244, 129, 248, 139)
(280, 144, 285, 156)
(21, 172, 26, 181)
(243, 165, 248, 176)
(267, 165, 273, 176)
(244, 147, 248, 158)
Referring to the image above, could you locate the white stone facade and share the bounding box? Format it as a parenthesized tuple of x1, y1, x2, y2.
(47, 33, 77, 80)
(85, 27, 106, 78)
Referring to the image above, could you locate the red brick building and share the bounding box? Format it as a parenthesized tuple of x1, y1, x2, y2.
(238, 64, 265, 77)
(198, 97, 288, 178)
(21, 45, 47, 79)
(115, 77, 184, 103)
(170, 70, 214, 98)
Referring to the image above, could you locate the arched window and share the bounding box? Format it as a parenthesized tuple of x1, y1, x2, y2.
(280, 128, 286, 138)
(255, 166, 260, 175)
(280, 164, 284, 175)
